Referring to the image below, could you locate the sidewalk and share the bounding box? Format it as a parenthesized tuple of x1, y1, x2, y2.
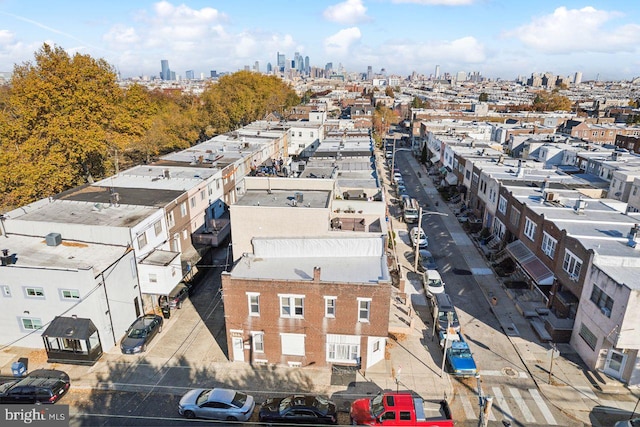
(406, 153, 640, 425)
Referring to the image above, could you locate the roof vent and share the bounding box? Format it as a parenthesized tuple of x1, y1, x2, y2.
(46, 232, 62, 247)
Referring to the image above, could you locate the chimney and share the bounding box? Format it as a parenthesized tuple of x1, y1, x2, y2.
(313, 266, 321, 282)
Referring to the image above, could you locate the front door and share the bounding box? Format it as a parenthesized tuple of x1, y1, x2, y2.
(232, 337, 245, 362)
(604, 349, 627, 379)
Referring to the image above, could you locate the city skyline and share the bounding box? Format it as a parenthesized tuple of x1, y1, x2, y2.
(0, 0, 638, 81)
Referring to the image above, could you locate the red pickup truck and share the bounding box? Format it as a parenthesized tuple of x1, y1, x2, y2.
(350, 392, 454, 426)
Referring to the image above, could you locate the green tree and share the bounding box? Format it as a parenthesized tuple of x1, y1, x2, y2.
(479, 92, 489, 102)
(0, 44, 123, 208)
(411, 97, 430, 109)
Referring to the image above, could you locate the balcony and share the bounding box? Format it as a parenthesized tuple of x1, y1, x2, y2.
(192, 216, 231, 247)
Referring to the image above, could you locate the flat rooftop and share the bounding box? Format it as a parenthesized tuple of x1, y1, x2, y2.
(0, 234, 128, 274)
(235, 189, 331, 208)
(54, 184, 183, 208)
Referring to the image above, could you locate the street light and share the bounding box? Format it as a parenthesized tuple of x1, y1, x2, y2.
(413, 207, 448, 272)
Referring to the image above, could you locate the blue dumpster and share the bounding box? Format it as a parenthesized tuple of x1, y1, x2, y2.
(11, 361, 26, 377)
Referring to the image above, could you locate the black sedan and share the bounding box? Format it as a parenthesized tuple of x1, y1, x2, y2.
(259, 394, 337, 424)
(0, 369, 70, 404)
(120, 314, 163, 354)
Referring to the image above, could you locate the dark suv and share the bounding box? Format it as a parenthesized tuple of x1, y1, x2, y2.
(120, 314, 163, 354)
(0, 369, 70, 404)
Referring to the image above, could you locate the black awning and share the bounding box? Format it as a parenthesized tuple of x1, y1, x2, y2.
(42, 316, 98, 340)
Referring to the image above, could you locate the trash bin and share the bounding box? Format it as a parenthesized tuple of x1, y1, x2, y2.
(161, 306, 171, 319)
(11, 361, 26, 377)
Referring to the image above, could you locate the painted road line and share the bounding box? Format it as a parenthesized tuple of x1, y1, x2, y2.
(529, 388, 558, 425)
(459, 392, 477, 420)
(492, 386, 514, 422)
(509, 387, 536, 424)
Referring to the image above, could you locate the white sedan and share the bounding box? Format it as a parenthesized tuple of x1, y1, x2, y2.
(410, 227, 428, 248)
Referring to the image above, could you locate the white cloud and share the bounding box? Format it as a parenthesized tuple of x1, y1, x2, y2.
(103, 25, 140, 46)
(391, 0, 476, 5)
(323, 0, 369, 25)
(324, 27, 362, 57)
(504, 6, 640, 54)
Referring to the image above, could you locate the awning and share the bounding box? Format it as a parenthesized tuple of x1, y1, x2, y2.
(505, 240, 554, 285)
(430, 155, 440, 164)
(445, 173, 458, 186)
(42, 316, 98, 340)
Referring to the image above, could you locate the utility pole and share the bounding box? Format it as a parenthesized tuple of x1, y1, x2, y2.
(413, 206, 423, 272)
(440, 311, 453, 377)
(548, 343, 559, 384)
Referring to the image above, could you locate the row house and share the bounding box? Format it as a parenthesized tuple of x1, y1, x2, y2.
(558, 120, 640, 144)
(615, 135, 640, 154)
(221, 236, 391, 370)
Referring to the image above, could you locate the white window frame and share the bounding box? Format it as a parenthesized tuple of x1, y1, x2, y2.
(180, 202, 187, 217)
(190, 197, 196, 208)
(167, 211, 175, 228)
(247, 292, 260, 316)
(149, 273, 158, 283)
(153, 220, 162, 237)
(324, 296, 336, 318)
(562, 249, 583, 279)
(541, 232, 557, 259)
(61, 289, 80, 300)
(252, 331, 264, 353)
(357, 298, 371, 322)
(279, 294, 305, 318)
(498, 196, 507, 214)
(524, 217, 537, 241)
(137, 232, 148, 250)
(25, 287, 44, 298)
(326, 334, 360, 363)
(21, 317, 42, 331)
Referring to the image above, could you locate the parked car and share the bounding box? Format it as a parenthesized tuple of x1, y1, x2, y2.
(120, 314, 163, 354)
(404, 250, 436, 272)
(178, 388, 255, 421)
(410, 227, 428, 248)
(423, 269, 445, 297)
(159, 282, 189, 309)
(259, 394, 337, 424)
(441, 333, 477, 378)
(615, 417, 640, 427)
(0, 369, 70, 404)
(393, 172, 403, 182)
(430, 293, 460, 333)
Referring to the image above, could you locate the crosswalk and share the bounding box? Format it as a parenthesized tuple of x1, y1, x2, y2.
(456, 385, 558, 425)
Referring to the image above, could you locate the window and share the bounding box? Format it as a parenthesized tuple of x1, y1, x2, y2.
(247, 292, 260, 316)
(281, 333, 305, 356)
(326, 334, 360, 363)
(358, 298, 371, 322)
(280, 295, 304, 318)
(252, 332, 264, 353)
(324, 296, 336, 318)
(541, 233, 557, 259)
(524, 217, 537, 241)
(136, 232, 147, 250)
(579, 323, 597, 350)
(25, 287, 44, 298)
(400, 412, 412, 421)
(153, 220, 162, 237)
(167, 211, 175, 228)
(21, 318, 42, 330)
(373, 340, 381, 352)
(2, 285, 11, 297)
(200, 189, 206, 201)
(509, 207, 521, 227)
(190, 197, 196, 208)
(149, 273, 157, 283)
(498, 196, 507, 214)
(563, 250, 583, 279)
(590, 285, 614, 318)
(180, 202, 187, 217)
(310, 132, 314, 138)
(61, 289, 80, 300)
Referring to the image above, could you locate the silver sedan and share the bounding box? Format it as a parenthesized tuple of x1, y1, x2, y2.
(178, 388, 255, 421)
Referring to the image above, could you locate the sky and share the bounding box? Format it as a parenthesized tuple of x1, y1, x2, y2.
(0, 0, 639, 81)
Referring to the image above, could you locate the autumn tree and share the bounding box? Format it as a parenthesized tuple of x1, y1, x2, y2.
(531, 89, 572, 112)
(201, 71, 300, 133)
(0, 44, 123, 208)
(479, 92, 489, 102)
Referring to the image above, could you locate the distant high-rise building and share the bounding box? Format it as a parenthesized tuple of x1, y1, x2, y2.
(170, 71, 176, 81)
(325, 62, 333, 74)
(185, 70, 194, 80)
(456, 71, 466, 82)
(574, 71, 583, 85)
(266, 62, 272, 74)
(304, 56, 310, 74)
(254, 61, 259, 72)
(160, 59, 171, 80)
(277, 52, 286, 72)
(367, 65, 372, 81)
(210, 70, 217, 78)
(435, 65, 441, 79)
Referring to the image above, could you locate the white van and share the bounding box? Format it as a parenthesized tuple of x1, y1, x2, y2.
(403, 198, 419, 223)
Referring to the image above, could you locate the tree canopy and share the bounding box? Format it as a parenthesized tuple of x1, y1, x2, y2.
(531, 90, 572, 112)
